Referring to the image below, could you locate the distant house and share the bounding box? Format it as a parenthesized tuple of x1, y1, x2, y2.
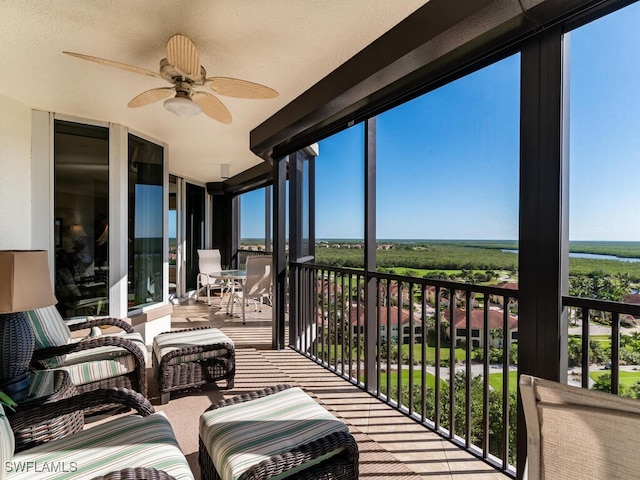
(378, 282, 411, 307)
(347, 305, 422, 344)
(316, 277, 342, 298)
(491, 282, 519, 306)
(622, 293, 640, 325)
(444, 307, 518, 349)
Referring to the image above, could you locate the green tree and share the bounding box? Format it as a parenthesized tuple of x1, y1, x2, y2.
(396, 372, 518, 465)
(567, 337, 609, 367)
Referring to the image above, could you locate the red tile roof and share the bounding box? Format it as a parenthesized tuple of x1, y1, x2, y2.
(444, 308, 518, 330)
(347, 305, 420, 326)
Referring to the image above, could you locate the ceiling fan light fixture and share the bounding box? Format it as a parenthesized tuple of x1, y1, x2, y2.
(163, 96, 201, 117)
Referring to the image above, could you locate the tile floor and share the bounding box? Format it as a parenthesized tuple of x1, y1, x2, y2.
(166, 298, 512, 479)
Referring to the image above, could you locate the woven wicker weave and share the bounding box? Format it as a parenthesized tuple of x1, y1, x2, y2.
(198, 384, 359, 480)
(91, 467, 177, 480)
(8, 388, 154, 431)
(8, 370, 83, 452)
(31, 317, 147, 415)
(153, 327, 235, 404)
(0, 312, 35, 386)
(67, 317, 136, 333)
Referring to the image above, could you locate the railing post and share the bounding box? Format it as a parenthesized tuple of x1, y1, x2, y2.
(364, 117, 377, 394)
(273, 155, 287, 349)
(518, 26, 569, 477)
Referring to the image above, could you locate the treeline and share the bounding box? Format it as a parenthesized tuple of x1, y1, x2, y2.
(314, 241, 640, 281)
(424, 239, 640, 259)
(316, 243, 519, 271)
(569, 241, 640, 259)
(568, 258, 640, 280)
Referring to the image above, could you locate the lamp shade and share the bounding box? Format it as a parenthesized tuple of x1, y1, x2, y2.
(69, 225, 87, 237)
(0, 250, 57, 313)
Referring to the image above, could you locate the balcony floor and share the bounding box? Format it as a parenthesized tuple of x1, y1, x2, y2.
(136, 298, 511, 479)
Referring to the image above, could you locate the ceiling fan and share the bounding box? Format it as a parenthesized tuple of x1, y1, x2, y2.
(64, 34, 278, 124)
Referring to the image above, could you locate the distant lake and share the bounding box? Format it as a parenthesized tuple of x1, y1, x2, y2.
(502, 249, 640, 263)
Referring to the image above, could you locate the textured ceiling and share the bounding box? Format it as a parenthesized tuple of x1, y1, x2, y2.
(0, 0, 428, 182)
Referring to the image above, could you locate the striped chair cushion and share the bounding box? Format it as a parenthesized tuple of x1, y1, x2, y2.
(10, 412, 194, 479)
(59, 354, 137, 386)
(0, 405, 15, 480)
(26, 307, 72, 367)
(56, 333, 146, 386)
(153, 328, 233, 366)
(199, 387, 349, 480)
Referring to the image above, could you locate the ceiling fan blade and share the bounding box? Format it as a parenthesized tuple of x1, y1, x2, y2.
(127, 87, 174, 108)
(166, 34, 200, 77)
(206, 77, 279, 99)
(192, 92, 232, 124)
(63, 51, 163, 79)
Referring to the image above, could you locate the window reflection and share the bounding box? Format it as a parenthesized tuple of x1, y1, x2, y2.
(54, 120, 109, 318)
(128, 134, 164, 310)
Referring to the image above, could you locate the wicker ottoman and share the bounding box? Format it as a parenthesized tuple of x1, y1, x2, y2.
(152, 327, 235, 405)
(198, 384, 359, 480)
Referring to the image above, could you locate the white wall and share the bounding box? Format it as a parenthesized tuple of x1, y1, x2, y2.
(0, 95, 31, 249)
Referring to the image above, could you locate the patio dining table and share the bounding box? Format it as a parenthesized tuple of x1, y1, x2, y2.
(208, 269, 246, 318)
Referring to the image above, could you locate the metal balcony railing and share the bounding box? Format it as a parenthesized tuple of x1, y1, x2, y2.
(563, 295, 640, 394)
(286, 262, 640, 477)
(237, 248, 271, 269)
(290, 261, 519, 475)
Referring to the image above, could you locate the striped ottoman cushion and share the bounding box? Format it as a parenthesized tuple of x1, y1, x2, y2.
(199, 387, 349, 480)
(153, 328, 233, 365)
(10, 412, 194, 480)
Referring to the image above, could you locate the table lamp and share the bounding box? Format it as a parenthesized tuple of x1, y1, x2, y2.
(0, 250, 57, 399)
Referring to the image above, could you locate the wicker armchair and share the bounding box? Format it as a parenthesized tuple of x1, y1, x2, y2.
(1, 389, 193, 480)
(27, 306, 147, 414)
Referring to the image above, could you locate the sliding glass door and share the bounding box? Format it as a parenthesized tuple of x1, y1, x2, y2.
(53, 120, 109, 318)
(185, 182, 206, 291)
(128, 134, 164, 311)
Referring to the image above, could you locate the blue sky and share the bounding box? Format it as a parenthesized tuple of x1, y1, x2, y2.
(242, 2, 640, 242)
(135, 184, 163, 238)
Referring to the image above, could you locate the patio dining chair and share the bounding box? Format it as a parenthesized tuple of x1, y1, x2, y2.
(27, 305, 147, 414)
(519, 374, 640, 480)
(231, 255, 272, 324)
(195, 249, 227, 306)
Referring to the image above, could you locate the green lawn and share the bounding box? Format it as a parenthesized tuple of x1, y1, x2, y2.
(378, 367, 519, 394)
(488, 371, 518, 393)
(389, 267, 513, 285)
(404, 344, 466, 363)
(590, 369, 640, 387)
(382, 370, 443, 390)
(319, 343, 467, 363)
(569, 332, 612, 354)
